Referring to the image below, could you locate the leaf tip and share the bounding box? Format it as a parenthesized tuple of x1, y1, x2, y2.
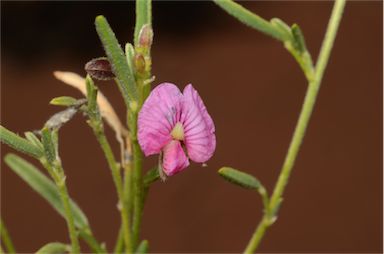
(95, 15, 106, 23)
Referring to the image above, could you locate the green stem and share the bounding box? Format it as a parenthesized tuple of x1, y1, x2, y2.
(123, 163, 133, 234)
(113, 225, 124, 254)
(244, 0, 346, 252)
(43, 164, 80, 254)
(0, 218, 16, 253)
(57, 181, 81, 254)
(243, 216, 269, 253)
(92, 125, 132, 253)
(41, 159, 80, 254)
(131, 114, 144, 249)
(127, 0, 152, 249)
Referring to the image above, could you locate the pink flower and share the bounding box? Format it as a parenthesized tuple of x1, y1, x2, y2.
(138, 83, 216, 177)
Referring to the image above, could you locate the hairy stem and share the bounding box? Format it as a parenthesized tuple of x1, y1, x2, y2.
(129, 0, 152, 249)
(92, 125, 132, 253)
(56, 176, 80, 254)
(244, 0, 346, 252)
(113, 225, 124, 253)
(130, 111, 144, 249)
(43, 162, 80, 254)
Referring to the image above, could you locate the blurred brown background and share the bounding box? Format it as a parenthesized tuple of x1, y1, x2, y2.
(1, 1, 382, 253)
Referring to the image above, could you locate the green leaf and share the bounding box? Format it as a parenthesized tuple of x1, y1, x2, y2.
(24, 131, 43, 151)
(218, 167, 261, 190)
(286, 24, 314, 81)
(291, 24, 307, 54)
(135, 240, 149, 254)
(125, 43, 136, 77)
(143, 167, 160, 187)
(85, 75, 98, 117)
(4, 153, 89, 229)
(41, 128, 56, 164)
(0, 125, 43, 159)
(95, 15, 137, 105)
(134, 0, 152, 46)
(213, 0, 283, 41)
(270, 18, 292, 42)
(36, 242, 70, 254)
(50, 96, 78, 107)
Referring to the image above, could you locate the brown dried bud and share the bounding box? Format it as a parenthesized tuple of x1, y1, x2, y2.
(85, 57, 115, 80)
(138, 24, 153, 49)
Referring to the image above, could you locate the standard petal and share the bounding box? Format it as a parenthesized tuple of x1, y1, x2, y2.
(181, 84, 216, 163)
(162, 140, 190, 176)
(138, 83, 182, 156)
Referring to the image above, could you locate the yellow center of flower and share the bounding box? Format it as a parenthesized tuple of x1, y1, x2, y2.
(171, 122, 184, 141)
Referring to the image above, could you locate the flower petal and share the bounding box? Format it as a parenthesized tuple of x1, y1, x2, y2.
(181, 84, 216, 163)
(162, 140, 190, 176)
(138, 83, 182, 156)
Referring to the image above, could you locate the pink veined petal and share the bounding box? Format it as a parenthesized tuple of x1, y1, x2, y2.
(162, 140, 190, 176)
(181, 84, 216, 163)
(138, 83, 183, 156)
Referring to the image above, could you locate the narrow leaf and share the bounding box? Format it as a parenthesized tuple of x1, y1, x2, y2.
(218, 167, 261, 190)
(95, 15, 137, 105)
(135, 240, 149, 254)
(24, 131, 43, 151)
(50, 96, 78, 107)
(134, 0, 152, 46)
(36, 242, 70, 254)
(270, 18, 292, 42)
(41, 128, 56, 164)
(0, 125, 43, 159)
(213, 0, 283, 41)
(125, 43, 136, 77)
(4, 153, 89, 229)
(85, 75, 98, 117)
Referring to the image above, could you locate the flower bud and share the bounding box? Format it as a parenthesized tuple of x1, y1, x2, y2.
(134, 53, 146, 74)
(138, 24, 153, 49)
(85, 57, 115, 80)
